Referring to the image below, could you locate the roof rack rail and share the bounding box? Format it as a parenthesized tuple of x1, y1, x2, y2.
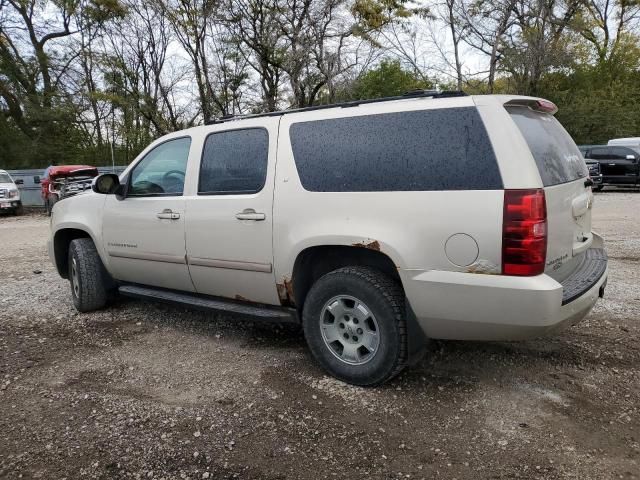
(204, 90, 467, 125)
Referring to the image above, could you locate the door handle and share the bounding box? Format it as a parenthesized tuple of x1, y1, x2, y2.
(235, 209, 266, 221)
(157, 209, 180, 220)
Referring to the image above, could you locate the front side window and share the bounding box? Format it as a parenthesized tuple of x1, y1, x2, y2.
(586, 147, 610, 160)
(198, 128, 269, 195)
(609, 147, 639, 159)
(129, 137, 191, 196)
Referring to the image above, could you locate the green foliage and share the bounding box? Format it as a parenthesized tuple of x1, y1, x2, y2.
(539, 66, 640, 145)
(350, 59, 432, 99)
(0, 114, 110, 169)
(351, 0, 412, 30)
(84, 0, 128, 23)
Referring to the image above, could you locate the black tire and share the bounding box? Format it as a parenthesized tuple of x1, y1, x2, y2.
(593, 185, 604, 192)
(68, 238, 111, 312)
(46, 195, 58, 216)
(302, 266, 407, 386)
(13, 203, 23, 216)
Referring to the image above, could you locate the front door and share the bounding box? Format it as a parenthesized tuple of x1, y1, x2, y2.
(103, 136, 195, 292)
(185, 119, 280, 305)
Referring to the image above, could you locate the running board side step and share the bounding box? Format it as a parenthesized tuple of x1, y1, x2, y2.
(118, 285, 298, 323)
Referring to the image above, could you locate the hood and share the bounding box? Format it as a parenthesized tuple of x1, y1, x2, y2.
(0, 182, 17, 189)
(48, 166, 99, 178)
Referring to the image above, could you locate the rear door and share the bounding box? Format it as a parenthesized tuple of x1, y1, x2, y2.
(184, 119, 280, 305)
(507, 107, 591, 281)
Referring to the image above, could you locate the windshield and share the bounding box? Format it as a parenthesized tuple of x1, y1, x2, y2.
(507, 107, 587, 186)
(0, 173, 12, 183)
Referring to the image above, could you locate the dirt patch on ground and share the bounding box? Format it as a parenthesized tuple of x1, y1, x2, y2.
(0, 192, 639, 479)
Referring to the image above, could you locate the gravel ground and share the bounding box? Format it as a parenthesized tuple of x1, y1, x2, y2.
(0, 193, 638, 480)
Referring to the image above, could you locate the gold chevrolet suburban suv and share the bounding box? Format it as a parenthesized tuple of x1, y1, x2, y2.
(49, 92, 608, 385)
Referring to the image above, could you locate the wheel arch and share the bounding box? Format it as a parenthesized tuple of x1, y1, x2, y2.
(282, 244, 401, 310)
(53, 227, 95, 279)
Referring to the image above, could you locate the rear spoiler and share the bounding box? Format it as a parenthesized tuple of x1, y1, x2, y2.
(504, 98, 558, 115)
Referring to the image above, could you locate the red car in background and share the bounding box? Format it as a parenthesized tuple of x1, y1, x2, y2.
(42, 165, 99, 215)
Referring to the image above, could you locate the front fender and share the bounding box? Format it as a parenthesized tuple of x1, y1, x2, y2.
(50, 194, 108, 273)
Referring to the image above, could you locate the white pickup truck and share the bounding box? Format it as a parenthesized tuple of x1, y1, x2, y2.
(49, 92, 608, 385)
(0, 169, 23, 215)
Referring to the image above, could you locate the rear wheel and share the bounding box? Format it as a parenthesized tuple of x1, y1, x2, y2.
(68, 238, 112, 312)
(302, 266, 407, 386)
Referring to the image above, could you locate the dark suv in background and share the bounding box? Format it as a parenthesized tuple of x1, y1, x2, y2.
(579, 145, 640, 191)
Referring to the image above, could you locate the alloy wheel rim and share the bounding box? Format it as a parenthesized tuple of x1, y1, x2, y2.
(320, 295, 380, 365)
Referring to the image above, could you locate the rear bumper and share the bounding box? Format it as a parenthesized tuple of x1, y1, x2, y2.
(401, 248, 608, 341)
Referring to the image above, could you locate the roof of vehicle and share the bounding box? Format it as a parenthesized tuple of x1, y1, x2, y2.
(205, 90, 469, 125)
(48, 165, 99, 177)
(149, 92, 552, 148)
(608, 137, 640, 146)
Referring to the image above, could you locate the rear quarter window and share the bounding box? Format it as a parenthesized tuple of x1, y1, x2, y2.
(289, 107, 502, 192)
(507, 107, 587, 186)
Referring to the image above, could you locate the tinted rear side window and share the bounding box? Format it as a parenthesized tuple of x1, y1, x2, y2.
(289, 107, 502, 192)
(507, 107, 587, 186)
(199, 128, 268, 195)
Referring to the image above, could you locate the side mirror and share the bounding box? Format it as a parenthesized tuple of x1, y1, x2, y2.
(33, 176, 40, 184)
(14, 179, 24, 185)
(92, 173, 121, 195)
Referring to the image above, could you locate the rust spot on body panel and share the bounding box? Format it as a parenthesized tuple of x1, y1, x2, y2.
(277, 276, 296, 306)
(235, 294, 250, 302)
(352, 239, 381, 251)
(465, 260, 500, 275)
(284, 278, 294, 302)
(276, 283, 288, 304)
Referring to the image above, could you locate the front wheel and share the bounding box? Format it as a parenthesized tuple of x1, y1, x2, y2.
(68, 238, 111, 312)
(302, 267, 408, 386)
(46, 194, 58, 216)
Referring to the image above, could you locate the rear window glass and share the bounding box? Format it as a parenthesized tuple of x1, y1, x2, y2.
(507, 107, 587, 186)
(289, 107, 502, 192)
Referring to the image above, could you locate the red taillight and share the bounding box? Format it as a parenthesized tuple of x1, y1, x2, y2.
(502, 189, 547, 276)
